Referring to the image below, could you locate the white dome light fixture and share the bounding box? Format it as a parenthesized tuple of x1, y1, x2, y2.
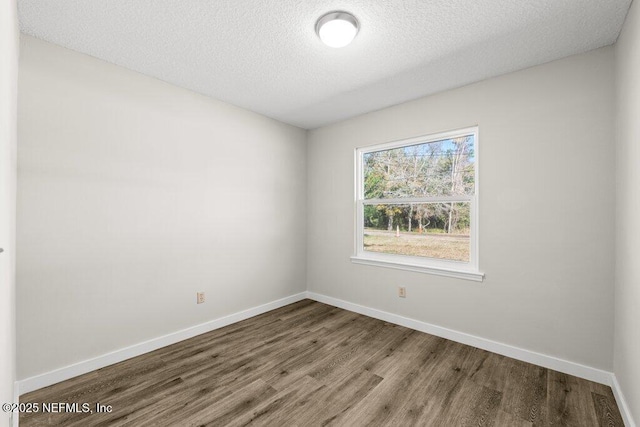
(316, 11, 359, 48)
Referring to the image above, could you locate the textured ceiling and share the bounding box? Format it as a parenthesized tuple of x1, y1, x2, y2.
(18, 0, 632, 129)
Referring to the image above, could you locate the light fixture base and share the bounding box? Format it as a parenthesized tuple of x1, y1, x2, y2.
(316, 11, 359, 48)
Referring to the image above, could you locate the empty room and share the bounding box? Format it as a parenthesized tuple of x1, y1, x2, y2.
(1, 0, 639, 426)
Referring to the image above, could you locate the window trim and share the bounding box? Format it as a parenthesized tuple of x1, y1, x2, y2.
(352, 126, 484, 282)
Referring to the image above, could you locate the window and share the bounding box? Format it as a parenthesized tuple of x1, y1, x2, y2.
(351, 127, 483, 281)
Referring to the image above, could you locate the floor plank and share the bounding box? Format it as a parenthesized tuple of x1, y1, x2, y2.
(501, 359, 547, 425)
(591, 391, 625, 427)
(547, 370, 600, 426)
(20, 300, 624, 426)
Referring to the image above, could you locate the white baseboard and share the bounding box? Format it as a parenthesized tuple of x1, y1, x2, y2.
(611, 374, 637, 427)
(306, 291, 613, 386)
(17, 292, 308, 396)
(16, 290, 635, 427)
(307, 292, 638, 426)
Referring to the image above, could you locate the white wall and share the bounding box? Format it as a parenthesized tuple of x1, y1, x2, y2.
(307, 47, 616, 371)
(615, 0, 640, 423)
(17, 36, 307, 380)
(0, 0, 18, 424)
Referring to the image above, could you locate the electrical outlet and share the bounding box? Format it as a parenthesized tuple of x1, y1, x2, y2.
(197, 292, 205, 304)
(398, 286, 406, 298)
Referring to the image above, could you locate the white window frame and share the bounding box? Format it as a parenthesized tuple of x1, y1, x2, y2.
(351, 126, 484, 282)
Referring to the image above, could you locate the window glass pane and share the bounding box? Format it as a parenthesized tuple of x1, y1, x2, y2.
(363, 135, 475, 199)
(363, 202, 470, 262)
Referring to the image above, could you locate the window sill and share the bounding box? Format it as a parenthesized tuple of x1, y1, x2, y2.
(350, 256, 485, 282)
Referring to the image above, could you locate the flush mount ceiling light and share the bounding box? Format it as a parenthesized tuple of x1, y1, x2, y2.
(316, 11, 359, 48)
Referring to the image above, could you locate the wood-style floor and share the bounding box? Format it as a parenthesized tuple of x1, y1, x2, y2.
(20, 300, 624, 426)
